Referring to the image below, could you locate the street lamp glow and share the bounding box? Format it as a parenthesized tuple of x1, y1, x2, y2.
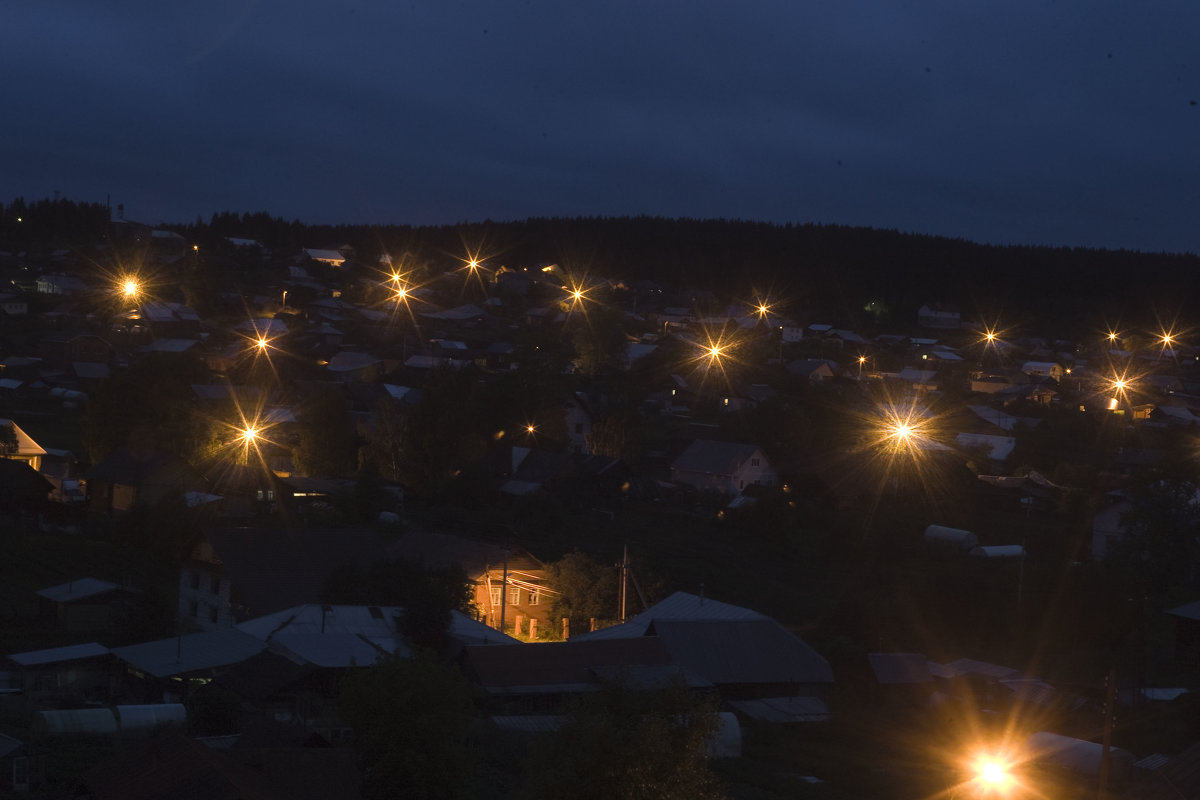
(709, 345, 722, 358)
(970, 755, 1015, 794)
(122, 278, 139, 300)
(240, 426, 259, 444)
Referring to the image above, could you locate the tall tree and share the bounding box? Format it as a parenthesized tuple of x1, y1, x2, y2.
(291, 385, 359, 477)
(341, 653, 478, 800)
(519, 680, 726, 800)
(546, 550, 618, 633)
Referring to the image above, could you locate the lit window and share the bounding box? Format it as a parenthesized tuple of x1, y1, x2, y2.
(508, 587, 521, 606)
(256, 489, 264, 501)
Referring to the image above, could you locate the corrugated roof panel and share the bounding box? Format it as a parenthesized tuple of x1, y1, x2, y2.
(9, 641, 111, 666)
(112, 629, 266, 677)
(651, 619, 833, 685)
(35, 578, 122, 603)
(573, 591, 765, 641)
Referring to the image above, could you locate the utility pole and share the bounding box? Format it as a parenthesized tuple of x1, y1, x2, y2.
(499, 556, 508, 633)
(1098, 666, 1117, 800)
(619, 545, 628, 621)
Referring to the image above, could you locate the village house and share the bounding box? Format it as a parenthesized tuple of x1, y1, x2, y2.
(670, 440, 777, 496)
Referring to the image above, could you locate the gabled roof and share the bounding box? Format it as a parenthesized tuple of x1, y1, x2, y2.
(36, 577, 129, 603)
(671, 440, 765, 477)
(0, 418, 46, 457)
(419, 303, 485, 321)
(573, 590, 766, 641)
(199, 527, 389, 618)
(239, 603, 383, 635)
(326, 350, 381, 372)
(648, 619, 834, 685)
(384, 529, 543, 577)
(85, 447, 192, 484)
(8, 642, 111, 667)
(111, 629, 266, 678)
(236, 317, 288, 335)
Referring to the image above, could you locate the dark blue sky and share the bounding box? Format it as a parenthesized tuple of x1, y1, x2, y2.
(6, 1, 1199, 253)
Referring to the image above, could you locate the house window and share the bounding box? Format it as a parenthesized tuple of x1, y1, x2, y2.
(188, 599, 199, 618)
(210, 576, 221, 595)
(508, 587, 521, 606)
(13, 756, 28, 788)
(209, 606, 219, 624)
(256, 489, 264, 501)
(528, 589, 539, 605)
(489, 587, 501, 607)
(722, 397, 729, 406)
(751, 457, 760, 467)
(267, 489, 275, 501)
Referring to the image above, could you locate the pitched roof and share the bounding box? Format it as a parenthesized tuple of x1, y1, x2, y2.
(111, 629, 267, 678)
(8, 641, 111, 667)
(237, 604, 411, 668)
(671, 440, 764, 477)
(0, 418, 46, 457)
(649, 619, 833, 686)
(573, 591, 767, 641)
(36, 577, 128, 603)
(201, 527, 389, 618)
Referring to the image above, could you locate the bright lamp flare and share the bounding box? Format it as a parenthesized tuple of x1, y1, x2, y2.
(122, 279, 139, 299)
(240, 426, 259, 444)
(971, 756, 1015, 793)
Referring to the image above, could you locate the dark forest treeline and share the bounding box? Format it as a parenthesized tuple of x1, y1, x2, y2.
(4, 196, 1198, 334)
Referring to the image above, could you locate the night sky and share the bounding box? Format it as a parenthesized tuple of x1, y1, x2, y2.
(6, 2, 1200, 253)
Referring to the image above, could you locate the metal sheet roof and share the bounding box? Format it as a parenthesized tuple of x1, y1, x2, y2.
(112, 629, 266, 678)
(238, 604, 404, 640)
(268, 632, 403, 669)
(650, 619, 834, 686)
(35, 578, 124, 603)
(573, 591, 766, 641)
(9, 641, 110, 666)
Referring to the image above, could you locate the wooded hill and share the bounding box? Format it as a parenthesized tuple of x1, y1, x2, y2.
(5, 197, 1198, 335)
